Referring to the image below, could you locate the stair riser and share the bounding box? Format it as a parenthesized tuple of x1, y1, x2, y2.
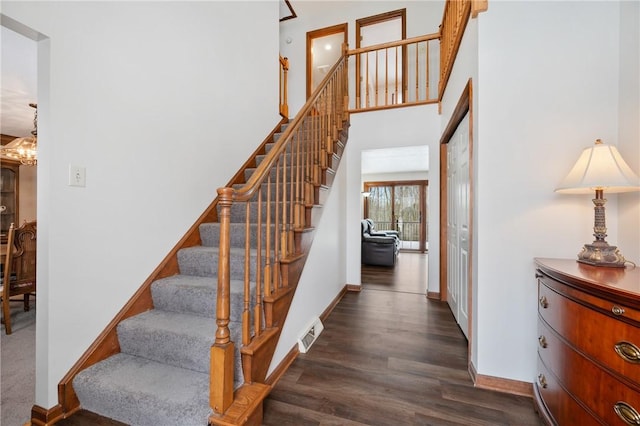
(226, 202, 298, 223)
(117, 313, 216, 373)
(151, 276, 249, 319)
(200, 223, 275, 249)
(177, 247, 263, 282)
(244, 164, 311, 182)
(232, 182, 301, 202)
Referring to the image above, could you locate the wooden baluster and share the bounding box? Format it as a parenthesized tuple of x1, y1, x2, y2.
(256, 187, 264, 328)
(365, 53, 370, 107)
(242, 201, 251, 345)
(305, 119, 314, 212)
(288, 135, 295, 255)
(425, 41, 430, 101)
(415, 42, 419, 102)
(374, 50, 379, 107)
(385, 48, 389, 106)
(281, 56, 289, 118)
(264, 174, 272, 298)
(281, 151, 288, 258)
(394, 47, 399, 104)
(321, 92, 328, 170)
(210, 187, 234, 415)
(274, 158, 281, 290)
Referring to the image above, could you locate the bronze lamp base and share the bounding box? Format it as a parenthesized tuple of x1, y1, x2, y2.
(577, 241, 626, 268)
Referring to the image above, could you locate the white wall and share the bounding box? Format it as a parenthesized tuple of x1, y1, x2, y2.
(440, 1, 630, 384)
(617, 0, 640, 264)
(269, 156, 347, 374)
(3, 1, 279, 408)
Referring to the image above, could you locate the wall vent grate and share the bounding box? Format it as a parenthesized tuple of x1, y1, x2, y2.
(297, 318, 324, 353)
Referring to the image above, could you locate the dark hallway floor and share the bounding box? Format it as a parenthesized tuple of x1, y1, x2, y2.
(262, 252, 544, 425)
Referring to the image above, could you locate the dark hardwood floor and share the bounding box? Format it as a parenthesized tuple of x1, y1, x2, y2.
(56, 253, 543, 425)
(262, 252, 544, 425)
(361, 251, 428, 294)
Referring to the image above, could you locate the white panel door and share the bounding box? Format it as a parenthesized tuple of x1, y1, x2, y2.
(447, 113, 470, 338)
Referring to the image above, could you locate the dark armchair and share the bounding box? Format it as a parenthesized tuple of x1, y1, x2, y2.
(361, 219, 398, 267)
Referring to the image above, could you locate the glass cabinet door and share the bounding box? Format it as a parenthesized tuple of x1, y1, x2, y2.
(0, 161, 19, 243)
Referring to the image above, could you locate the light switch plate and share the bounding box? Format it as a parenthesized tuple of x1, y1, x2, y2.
(68, 165, 86, 187)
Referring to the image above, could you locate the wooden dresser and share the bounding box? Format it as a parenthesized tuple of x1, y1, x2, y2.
(534, 258, 640, 425)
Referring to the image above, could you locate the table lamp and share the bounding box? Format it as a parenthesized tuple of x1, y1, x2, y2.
(555, 139, 640, 267)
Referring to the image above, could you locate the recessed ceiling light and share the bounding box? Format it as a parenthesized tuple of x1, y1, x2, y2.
(325, 44, 332, 50)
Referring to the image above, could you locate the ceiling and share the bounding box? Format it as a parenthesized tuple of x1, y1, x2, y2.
(1, 25, 38, 139)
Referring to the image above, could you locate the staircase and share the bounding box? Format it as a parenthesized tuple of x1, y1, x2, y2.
(60, 55, 349, 426)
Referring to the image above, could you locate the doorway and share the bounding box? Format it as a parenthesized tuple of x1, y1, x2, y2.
(306, 23, 347, 98)
(363, 180, 428, 252)
(439, 80, 473, 342)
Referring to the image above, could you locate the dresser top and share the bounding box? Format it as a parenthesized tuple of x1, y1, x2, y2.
(535, 258, 640, 300)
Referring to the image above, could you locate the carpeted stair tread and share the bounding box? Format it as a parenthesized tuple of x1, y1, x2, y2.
(151, 275, 246, 318)
(73, 353, 211, 426)
(117, 310, 217, 373)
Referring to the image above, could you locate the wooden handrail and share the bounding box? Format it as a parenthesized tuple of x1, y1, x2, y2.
(236, 55, 347, 202)
(347, 32, 440, 111)
(347, 32, 439, 55)
(210, 48, 349, 415)
(439, 0, 472, 101)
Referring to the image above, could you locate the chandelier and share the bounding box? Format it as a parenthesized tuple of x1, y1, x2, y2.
(2, 103, 38, 166)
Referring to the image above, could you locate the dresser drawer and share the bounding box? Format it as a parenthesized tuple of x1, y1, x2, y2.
(536, 354, 602, 426)
(538, 319, 640, 425)
(538, 280, 640, 386)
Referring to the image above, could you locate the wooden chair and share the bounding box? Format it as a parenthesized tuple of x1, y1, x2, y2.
(1, 221, 37, 334)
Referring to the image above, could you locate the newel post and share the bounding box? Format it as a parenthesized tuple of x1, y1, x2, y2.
(210, 187, 234, 414)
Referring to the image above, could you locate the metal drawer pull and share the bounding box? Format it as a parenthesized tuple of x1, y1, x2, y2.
(535, 271, 544, 279)
(612, 305, 626, 316)
(539, 296, 548, 309)
(538, 335, 548, 348)
(614, 401, 640, 425)
(615, 341, 640, 364)
(537, 374, 547, 389)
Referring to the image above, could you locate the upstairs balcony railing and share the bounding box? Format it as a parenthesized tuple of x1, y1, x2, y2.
(346, 0, 480, 112)
(347, 32, 440, 112)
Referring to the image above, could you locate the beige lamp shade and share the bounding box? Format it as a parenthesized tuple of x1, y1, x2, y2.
(555, 139, 640, 194)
